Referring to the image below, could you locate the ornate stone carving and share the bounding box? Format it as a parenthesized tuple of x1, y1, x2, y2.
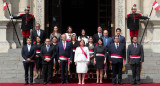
(36, 0, 42, 24)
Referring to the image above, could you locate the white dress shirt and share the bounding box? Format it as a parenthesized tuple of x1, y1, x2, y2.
(98, 33, 102, 38)
(115, 43, 119, 49)
(27, 44, 31, 52)
(37, 30, 40, 36)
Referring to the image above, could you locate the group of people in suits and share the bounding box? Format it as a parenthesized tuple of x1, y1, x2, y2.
(10, 5, 144, 85)
(21, 24, 144, 85)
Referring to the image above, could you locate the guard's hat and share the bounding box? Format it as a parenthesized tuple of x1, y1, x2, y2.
(24, 6, 30, 11)
(131, 4, 137, 10)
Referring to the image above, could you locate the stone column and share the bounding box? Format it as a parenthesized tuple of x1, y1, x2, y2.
(19, 0, 28, 14)
(35, 0, 45, 29)
(115, 0, 126, 36)
(0, 20, 10, 53)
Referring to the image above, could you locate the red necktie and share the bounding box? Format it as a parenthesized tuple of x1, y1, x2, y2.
(63, 41, 65, 49)
(134, 44, 136, 50)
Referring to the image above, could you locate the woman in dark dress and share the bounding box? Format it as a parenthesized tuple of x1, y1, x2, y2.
(51, 36, 59, 78)
(70, 34, 79, 78)
(35, 36, 43, 79)
(94, 38, 107, 84)
(86, 36, 95, 79)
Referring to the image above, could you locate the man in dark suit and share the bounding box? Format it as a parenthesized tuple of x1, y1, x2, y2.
(31, 23, 46, 43)
(108, 35, 126, 85)
(127, 36, 144, 85)
(21, 38, 36, 85)
(57, 34, 73, 84)
(40, 38, 56, 85)
(112, 28, 126, 44)
(93, 26, 103, 44)
(101, 30, 113, 79)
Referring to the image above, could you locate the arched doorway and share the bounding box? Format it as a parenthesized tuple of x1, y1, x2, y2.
(45, 0, 114, 37)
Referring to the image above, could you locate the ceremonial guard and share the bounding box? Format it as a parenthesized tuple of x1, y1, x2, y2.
(127, 36, 144, 85)
(11, 6, 34, 45)
(126, 4, 149, 40)
(108, 35, 126, 85)
(40, 38, 56, 84)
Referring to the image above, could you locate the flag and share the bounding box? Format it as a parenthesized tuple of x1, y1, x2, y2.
(3, 0, 7, 11)
(153, 0, 160, 11)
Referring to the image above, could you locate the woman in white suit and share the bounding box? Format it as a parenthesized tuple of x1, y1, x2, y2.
(74, 40, 90, 84)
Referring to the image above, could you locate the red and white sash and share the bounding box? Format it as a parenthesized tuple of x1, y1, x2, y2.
(59, 56, 69, 60)
(36, 50, 40, 54)
(44, 56, 51, 59)
(72, 48, 76, 52)
(80, 47, 88, 59)
(89, 50, 94, 54)
(96, 53, 105, 56)
(130, 55, 140, 58)
(111, 54, 126, 65)
(111, 54, 123, 58)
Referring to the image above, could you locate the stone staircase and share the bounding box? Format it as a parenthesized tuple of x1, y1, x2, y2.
(0, 49, 24, 83)
(0, 48, 160, 83)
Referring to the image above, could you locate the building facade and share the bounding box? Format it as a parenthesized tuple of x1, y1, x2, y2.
(0, 0, 160, 53)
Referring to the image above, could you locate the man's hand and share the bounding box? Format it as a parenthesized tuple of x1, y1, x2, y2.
(148, 16, 150, 19)
(58, 60, 61, 63)
(30, 29, 32, 33)
(90, 55, 94, 59)
(109, 61, 112, 64)
(70, 61, 72, 64)
(45, 58, 51, 62)
(87, 61, 89, 65)
(104, 60, 106, 64)
(10, 16, 13, 19)
(94, 60, 96, 64)
(36, 55, 39, 58)
(27, 58, 31, 62)
(140, 61, 143, 63)
(75, 62, 77, 66)
(128, 62, 131, 64)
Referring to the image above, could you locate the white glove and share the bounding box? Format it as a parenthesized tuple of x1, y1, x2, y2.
(148, 16, 150, 19)
(30, 29, 32, 32)
(10, 16, 13, 19)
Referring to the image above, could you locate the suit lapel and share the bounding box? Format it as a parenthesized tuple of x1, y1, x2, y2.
(40, 30, 43, 37)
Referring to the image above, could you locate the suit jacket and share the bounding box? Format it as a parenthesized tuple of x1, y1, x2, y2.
(93, 33, 103, 44)
(21, 44, 36, 62)
(57, 41, 73, 61)
(40, 45, 56, 64)
(108, 43, 126, 64)
(112, 35, 126, 44)
(31, 29, 46, 43)
(101, 36, 113, 52)
(127, 43, 144, 64)
(13, 14, 34, 30)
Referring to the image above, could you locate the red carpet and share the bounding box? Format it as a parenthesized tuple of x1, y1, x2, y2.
(0, 83, 160, 86)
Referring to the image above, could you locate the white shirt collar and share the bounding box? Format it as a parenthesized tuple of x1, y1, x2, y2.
(27, 44, 31, 46)
(46, 45, 50, 47)
(115, 43, 119, 46)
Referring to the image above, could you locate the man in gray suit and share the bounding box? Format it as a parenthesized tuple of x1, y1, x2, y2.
(127, 36, 144, 85)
